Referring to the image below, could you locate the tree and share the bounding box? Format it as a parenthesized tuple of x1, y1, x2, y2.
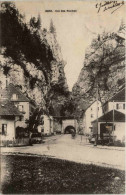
(1, 2, 53, 78)
(49, 19, 56, 34)
(118, 19, 125, 34)
(25, 108, 44, 133)
(30, 14, 42, 30)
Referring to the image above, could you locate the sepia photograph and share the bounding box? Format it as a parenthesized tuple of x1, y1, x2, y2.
(0, 0, 125, 194)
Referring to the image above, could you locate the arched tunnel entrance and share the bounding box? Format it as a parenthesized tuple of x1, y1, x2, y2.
(64, 126, 76, 134)
(62, 119, 77, 134)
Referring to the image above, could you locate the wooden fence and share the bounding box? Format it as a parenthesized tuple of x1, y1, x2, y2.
(0, 138, 30, 147)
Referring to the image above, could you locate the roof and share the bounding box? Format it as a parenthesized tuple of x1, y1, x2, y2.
(110, 88, 125, 102)
(0, 101, 22, 116)
(0, 83, 29, 102)
(92, 110, 125, 123)
(104, 87, 125, 105)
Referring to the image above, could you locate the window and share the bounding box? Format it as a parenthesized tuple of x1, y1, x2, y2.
(116, 104, 119, 109)
(2, 124, 7, 135)
(116, 103, 123, 110)
(91, 108, 93, 111)
(18, 105, 24, 112)
(12, 94, 18, 100)
(98, 107, 99, 111)
(123, 104, 125, 109)
(91, 114, 94, 118)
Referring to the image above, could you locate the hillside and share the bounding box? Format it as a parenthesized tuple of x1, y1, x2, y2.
(72, 23, 125, 119)
(0, 2, 69, 116)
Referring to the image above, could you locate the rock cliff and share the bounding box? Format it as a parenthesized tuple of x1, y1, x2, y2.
(72, 23, 125, 119)
(0, 2, 69, 116)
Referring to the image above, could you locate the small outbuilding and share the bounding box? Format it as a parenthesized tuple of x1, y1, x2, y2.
(92, 110, 125, 142)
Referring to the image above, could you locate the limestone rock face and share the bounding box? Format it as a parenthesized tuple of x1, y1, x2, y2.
(0, 2, 69, 115)
(0, 31, 68, 113)
(72, 30, 125, 119)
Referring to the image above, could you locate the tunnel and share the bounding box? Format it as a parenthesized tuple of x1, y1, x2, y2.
(64, 125, 76, 134)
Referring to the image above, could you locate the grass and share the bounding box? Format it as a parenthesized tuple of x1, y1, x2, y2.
(1, 154, 125, 194)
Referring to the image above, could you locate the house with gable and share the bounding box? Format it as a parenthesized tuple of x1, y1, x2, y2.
(92, 110, 125, 143)
(103, 87, 125, 114)
(0, 78, 36, 144)
(1, 82, 31, 128)
(92, 87, 125, 143)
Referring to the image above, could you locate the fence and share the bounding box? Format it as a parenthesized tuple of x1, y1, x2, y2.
(0, 138, 30, 147)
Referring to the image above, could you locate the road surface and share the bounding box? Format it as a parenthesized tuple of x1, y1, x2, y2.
(1, 134, 125, 170)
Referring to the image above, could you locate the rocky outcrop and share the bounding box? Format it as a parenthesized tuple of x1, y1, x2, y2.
(0, 2, 69, 116)
(72, 26, 125, 119)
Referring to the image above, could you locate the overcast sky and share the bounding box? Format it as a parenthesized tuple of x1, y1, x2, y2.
(16, 0, 125, 91)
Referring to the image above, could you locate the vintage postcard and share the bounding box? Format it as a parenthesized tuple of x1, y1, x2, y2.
(0, 0, 125, 194)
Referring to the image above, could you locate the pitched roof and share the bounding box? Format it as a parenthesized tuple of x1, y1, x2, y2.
(104, 88, 125, 105)
(110, 88, 125, 102)
(0, 101, 22, 116)
(0, 83, 29, 102)
(92, 110, 125, 123)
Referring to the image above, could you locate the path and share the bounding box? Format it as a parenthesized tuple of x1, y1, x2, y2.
(1, 134, 125, 170)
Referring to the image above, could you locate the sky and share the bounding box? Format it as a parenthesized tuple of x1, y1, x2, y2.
(15, 0, 125, 91)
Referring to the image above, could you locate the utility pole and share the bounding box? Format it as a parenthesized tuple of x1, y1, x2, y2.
(96, 82, 99, 142)
(112, 100, 115, 143)
(94, 82, 98, 146)
(94, 34, 101, 146)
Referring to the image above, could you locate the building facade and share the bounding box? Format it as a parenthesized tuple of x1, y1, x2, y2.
(82, 100, 103, 134)
(92, 110, 125, 142)
(92, 87, 125, 142)
(0, 101, 22, 142)
(103, 87, 125, 114)
(0, 82, 36, 128)
(0, 78, 36, 143)
(38, 115, 54, 135)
